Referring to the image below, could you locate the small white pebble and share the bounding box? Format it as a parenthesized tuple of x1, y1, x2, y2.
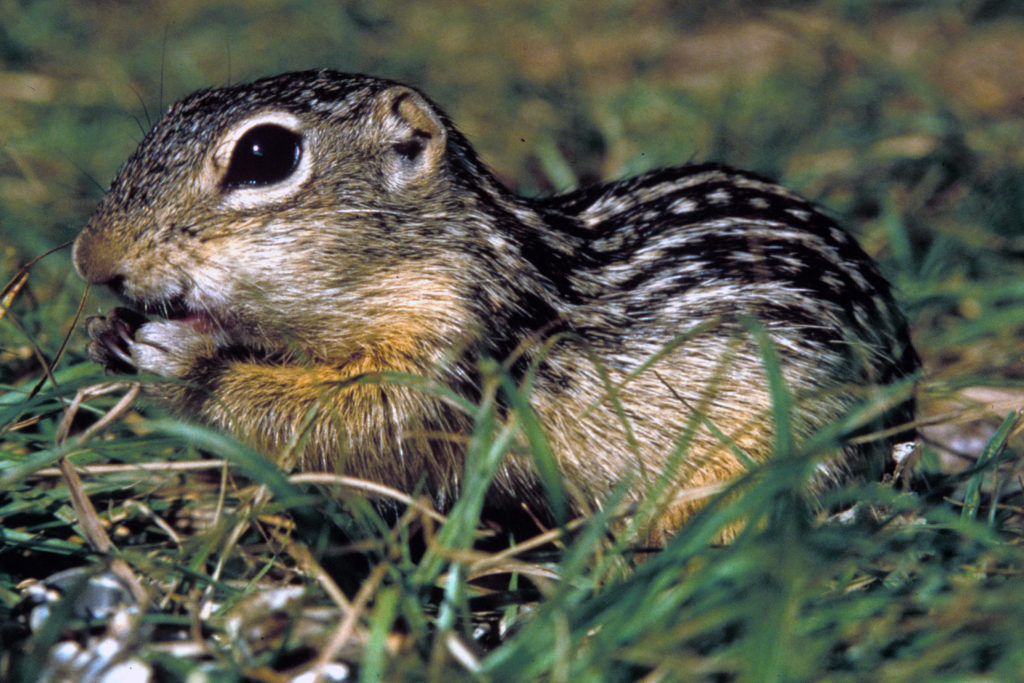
(294, 663, 352, 682)
(891, 441, 917, 464)
(98, 658, 152, 683)
(50, 640, 83, 664)
(835, 506, 860, 524)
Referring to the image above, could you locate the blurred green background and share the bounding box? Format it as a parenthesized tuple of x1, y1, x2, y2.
(2, 0, 1024, 432)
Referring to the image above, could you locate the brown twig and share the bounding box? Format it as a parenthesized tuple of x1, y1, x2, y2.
(309, 561, 388, 682)
(54, 382, 147, 603)
(288, 472, 450, 525)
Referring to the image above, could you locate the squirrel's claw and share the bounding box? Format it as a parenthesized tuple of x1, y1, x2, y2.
(84, 308, 148, 374)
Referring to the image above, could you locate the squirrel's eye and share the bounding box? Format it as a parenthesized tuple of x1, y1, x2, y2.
(222, 124, 302, 189)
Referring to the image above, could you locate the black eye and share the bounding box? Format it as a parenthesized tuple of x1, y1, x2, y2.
(221, 124, 302, 189)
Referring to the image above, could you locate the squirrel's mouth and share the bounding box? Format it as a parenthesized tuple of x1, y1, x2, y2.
(166, 309, 221, 336)
(138, 296, 226, 338)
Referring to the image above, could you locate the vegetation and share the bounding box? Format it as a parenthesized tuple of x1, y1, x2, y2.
(2, 1, 1024, 680)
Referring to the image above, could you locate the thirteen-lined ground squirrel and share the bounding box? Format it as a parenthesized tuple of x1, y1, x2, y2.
(73, 70, 918, 541)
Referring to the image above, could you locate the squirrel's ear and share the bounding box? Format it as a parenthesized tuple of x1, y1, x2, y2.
(375, 85, 447, 190)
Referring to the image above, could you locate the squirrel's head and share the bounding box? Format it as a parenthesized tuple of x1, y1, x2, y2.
(73, 70, 496, 360)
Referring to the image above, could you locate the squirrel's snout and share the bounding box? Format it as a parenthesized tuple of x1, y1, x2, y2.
(72, 226, 123, 286)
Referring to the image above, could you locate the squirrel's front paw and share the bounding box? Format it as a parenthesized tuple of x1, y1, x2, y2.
(131, 320, 217, 379)
(86, 308, 216, 380)
(85, 307, 149, 374)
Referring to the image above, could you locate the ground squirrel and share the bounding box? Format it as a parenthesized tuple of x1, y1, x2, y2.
(73, 70, 917, 541)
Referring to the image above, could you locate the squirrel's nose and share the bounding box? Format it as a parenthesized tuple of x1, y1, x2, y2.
(72, 226, 123, 286)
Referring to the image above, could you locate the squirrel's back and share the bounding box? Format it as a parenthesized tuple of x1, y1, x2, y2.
(73, 70, 918, 541)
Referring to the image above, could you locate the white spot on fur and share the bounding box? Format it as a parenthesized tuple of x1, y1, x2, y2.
(669, 197, 698, 214)
(707, 188, 732, 204)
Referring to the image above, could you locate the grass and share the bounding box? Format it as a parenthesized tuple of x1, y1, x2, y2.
(3, 1, 1024, 680)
